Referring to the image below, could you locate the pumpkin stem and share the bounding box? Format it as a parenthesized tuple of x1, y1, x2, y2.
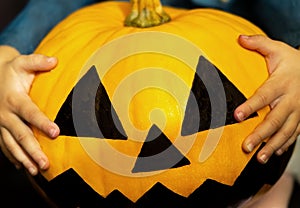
(125, 0, 171, 28)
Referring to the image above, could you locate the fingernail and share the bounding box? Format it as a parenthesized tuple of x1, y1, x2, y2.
(15, 164, 21, 170)
(276, 149, 283, 155)
(29, 167, 37, 175)
(236, 112, 245, 121)
(240, 35, 250, 39)
(246, 143, 254, 152)
(49, 126, 59, 138)
(259, 154, 268, 164)
(47, 57, 56, 63)
(39, 159, 47, 170)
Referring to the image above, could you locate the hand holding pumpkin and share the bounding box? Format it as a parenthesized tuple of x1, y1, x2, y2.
(0, 45, 60, 175)
(235, 34, 300, 164)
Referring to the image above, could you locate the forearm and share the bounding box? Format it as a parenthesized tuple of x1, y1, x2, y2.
(0, 0, 98, 54)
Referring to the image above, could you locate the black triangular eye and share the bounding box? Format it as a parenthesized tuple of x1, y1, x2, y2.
(181, 56, 257, 136)
(55, 65, 127, 140)
(132, 125, 190, 173)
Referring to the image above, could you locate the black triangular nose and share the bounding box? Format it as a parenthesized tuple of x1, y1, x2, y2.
(132, 124, 190, 173)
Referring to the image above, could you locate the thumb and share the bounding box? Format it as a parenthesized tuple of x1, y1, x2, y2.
(14, 54, 58, 72)
(238, 35, 279, 57)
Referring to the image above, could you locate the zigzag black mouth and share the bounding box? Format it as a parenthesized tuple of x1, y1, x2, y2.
(33, 142, 293, 208)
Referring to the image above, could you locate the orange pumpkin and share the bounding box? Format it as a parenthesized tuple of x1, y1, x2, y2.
(29, 1, 293, 207)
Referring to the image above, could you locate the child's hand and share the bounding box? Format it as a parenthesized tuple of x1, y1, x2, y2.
(0, 46, 60, 175)
(234, 35, 300, 164)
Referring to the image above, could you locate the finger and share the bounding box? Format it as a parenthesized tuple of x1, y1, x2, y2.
(13, 54, 57, 73)
(9, 94, 60, 139)
(238, 35, 286, 75)
(0, 127, 39, 175)
(0, 130, 21, 169)
(255, 112, 298, 164)
(3, 114, 50, 172)
(234, 79, 280, 122)
(238, 35, 281, 57)
(242, 100, 291, 153)
(276, 123, 300, 155)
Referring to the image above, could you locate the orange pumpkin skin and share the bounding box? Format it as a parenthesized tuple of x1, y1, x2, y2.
(30, 2, 293, 207)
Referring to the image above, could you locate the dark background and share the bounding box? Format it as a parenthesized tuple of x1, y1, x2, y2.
(0, 0, 28, 32)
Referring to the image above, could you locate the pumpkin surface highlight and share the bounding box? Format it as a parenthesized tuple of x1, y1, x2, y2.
(29, 2, 293, 207)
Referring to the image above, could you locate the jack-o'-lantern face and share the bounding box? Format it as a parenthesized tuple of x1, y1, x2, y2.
(30, 2, 293, 207)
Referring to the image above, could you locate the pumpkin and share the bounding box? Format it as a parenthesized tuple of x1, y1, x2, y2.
(29, 1, 293, 207)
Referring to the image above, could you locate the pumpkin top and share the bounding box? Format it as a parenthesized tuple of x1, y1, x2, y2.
(125, 0, 171, 27)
